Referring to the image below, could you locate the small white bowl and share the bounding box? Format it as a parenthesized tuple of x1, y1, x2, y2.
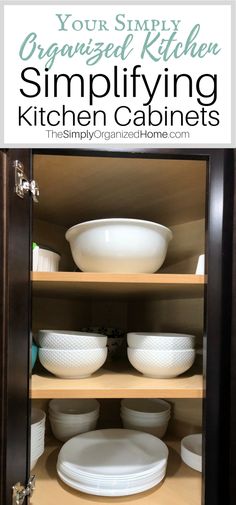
(49, 416, 99, 442)
(38, 348, 107, 378)
(33, 247, 60, 272)
(49, 399, 100, 416)
(121, 399, 171, 417)
(181, 434, 202, 472)
(127, 333, 196, 350)
(36, 330, 107, 350)
(120, 415, 169, 439)
(127, 349, 195, 378)
(65, 218, 172, 273)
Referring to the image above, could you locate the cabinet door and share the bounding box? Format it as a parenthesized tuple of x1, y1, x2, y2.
(0, 150, 32, 505)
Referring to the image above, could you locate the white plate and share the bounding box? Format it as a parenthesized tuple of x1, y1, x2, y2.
(58, 457, 167, 484)
(57, 467, 166, 496)
(58, 429, 168, 478)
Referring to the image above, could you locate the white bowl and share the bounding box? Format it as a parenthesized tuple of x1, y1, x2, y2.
(49, 416, 99, 442)
(127, 333, 196, 350)
(181, 434, 202, 472)
(38, 348, 107, 378)
(121, 399, 171, 417)
(121, 416, 169, 439)
(36, 330, 107, 349)
(33, 247, 60, 272)
(65, 218, 172, 273)
(49, 399, 100, 416)
(127, 349, 195, 378)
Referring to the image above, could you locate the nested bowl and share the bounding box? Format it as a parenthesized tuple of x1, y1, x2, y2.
(36, 330, 107, 349)
(38, 348, 107, 378)
(127, 333, 196, 350)
(127, 348, 195, 378)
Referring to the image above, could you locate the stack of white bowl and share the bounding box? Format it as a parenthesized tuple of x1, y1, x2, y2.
(31, 408, 46, 470)
(181, 433, 202, 472)
(57, 429, 169, 496)
(49, 399, 100, 442)
(127, 333, 196, 378)
(36, 330, 108, 379)
(120, 399, 171, 438)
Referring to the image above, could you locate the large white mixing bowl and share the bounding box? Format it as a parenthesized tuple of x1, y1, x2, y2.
(65, 219, 172, 273)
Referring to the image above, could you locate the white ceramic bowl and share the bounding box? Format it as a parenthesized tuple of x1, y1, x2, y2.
(65, 219, 172, 273)
(38, 348, 107, 378)
(127, 349, 195, 378)
(181, 434, 202, 472)
(49, 416, 99, 442)
(33, 247, 60, 272)
(127, 333, 196, 350)
(121, 416, 169, 439)
(121, 399, 171, 418)
(36, 330, 107, 349)
(49, 399, 100, 424)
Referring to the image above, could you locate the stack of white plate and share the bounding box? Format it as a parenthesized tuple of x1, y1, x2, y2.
(120, 399, 171, 438)
(49, 399, 100, 442)
(36, 330, 108, 378)
(57, 429, 169, 496)
(31, 408, 46, 470)
(127, 333, 196, 378)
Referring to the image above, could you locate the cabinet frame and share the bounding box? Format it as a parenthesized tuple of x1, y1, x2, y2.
(0, 147, 234, 505)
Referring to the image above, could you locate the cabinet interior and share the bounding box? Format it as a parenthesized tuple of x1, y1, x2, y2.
(31, 153, 206, 505)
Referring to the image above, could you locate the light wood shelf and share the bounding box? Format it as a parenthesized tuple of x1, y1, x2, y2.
(31, 437, 201, 505)
(31, 368, 203, 399)
(32, 272, 206, 299)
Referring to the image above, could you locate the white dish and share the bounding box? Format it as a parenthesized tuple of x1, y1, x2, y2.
(58, 429, 168, 478)
(49, 399, 100, 417)
(121, 398, 171, 417)
(33, 247, 60, 272)
(38, 347, 107, 378)
(57, 467, 166, 496)
(181, 434, 202, 472)
(127, 333, 196, 350)
(31, 408, 46, 426)
(36, 330, 107, 349)
(50, 416, 98, 442)
(127, 348, 195, 378)
(65, 218, 172, 273)
(121, 416, 169, 439)
(195, 254, 205, 275)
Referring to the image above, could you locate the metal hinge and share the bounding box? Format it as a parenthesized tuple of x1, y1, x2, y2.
(14, 160, 39, 203)
(12, 476, 36, 505)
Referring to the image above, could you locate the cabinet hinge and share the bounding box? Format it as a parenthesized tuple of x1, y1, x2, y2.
(12, 476, 36, 505)
(14, 160, 39, 203)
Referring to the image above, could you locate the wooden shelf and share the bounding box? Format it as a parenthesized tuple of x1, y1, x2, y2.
(32, 272, 206, 299)
(32, 437, 201, 505)
(31, 368, 203, 399)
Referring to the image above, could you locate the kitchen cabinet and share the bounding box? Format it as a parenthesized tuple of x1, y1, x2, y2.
(0, 148, 234, 505)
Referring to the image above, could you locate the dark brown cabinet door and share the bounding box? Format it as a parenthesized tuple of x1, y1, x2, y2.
(0, 150, 32, 505)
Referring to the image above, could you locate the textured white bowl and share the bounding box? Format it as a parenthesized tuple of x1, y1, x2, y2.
(49, 399, 100, 417)
(127, 333, 196, 350)
(49, 416, 99, 442)
(121, 399, 171, 418)
(181, 434, 202, 472)
(38, 348, 107, 378)
(65, 219, 172, 273)
(127, 349, 195, 378)
(36, 330, 107, 350)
